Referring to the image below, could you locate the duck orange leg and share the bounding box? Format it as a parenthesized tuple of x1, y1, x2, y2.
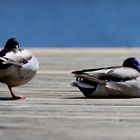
(8, 85, 26, 100)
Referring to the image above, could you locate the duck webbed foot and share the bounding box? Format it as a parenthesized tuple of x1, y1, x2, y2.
(8, 85, 26, 100)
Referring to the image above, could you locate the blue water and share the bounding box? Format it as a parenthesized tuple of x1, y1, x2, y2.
(1, 0, 140, 47)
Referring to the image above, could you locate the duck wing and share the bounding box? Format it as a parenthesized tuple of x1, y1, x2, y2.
(0, 49, 32, 69)
(4, 49, 32, 63)
(106, 67, 140, 81)
(73, 67, 140, 84)
(0, 57, 22, 69)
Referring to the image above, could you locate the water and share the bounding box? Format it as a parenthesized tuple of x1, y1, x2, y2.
(0, 0, 140, 48)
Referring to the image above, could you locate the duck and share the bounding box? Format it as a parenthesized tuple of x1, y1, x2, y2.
(0, 38, 39, 99)
(71, 57, 140, 98)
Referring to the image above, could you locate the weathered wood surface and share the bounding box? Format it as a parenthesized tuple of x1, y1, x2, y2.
(0, 48, 140, 140)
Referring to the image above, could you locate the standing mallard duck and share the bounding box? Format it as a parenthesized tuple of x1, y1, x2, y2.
(0, 38, 39, 99)
(71, 57, 140, 98)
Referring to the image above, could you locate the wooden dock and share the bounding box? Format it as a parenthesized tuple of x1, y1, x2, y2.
(0, 48, 140, 140)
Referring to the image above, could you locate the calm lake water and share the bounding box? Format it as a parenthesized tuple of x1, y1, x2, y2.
(0, 0, 140, 48)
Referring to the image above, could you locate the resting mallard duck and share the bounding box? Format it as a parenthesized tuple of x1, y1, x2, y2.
(71, 57, 140, 98)
(0, 38, 39, 99)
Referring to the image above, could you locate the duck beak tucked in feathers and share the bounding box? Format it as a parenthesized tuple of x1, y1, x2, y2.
(0, 38, 39, 99)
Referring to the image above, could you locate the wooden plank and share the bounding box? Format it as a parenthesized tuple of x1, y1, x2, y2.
(0, 48, 140, 140)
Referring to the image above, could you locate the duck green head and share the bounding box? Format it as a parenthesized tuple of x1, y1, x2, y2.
(4, 38, 19, 51)
(123, 57, 140, 72)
